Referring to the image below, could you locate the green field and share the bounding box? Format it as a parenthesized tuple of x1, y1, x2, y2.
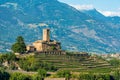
(34, 53, 114, 73)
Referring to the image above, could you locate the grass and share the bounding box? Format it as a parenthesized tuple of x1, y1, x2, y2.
(34, 53, 114, 73)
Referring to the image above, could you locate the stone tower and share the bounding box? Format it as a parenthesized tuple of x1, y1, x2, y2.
(43, 29, 50, 41)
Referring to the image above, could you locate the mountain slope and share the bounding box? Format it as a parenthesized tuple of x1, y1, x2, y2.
(82, 9, 107, 21)
(0, 0, 120, 53)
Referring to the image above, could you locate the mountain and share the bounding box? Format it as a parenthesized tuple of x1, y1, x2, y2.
(82, 9, 120, 24)
(0, 0, 120, 53)
(107, 16, 120, 24)
(82, 9, 107, 21)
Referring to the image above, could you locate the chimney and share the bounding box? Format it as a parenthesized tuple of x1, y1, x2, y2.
(43, 29, 50, 42)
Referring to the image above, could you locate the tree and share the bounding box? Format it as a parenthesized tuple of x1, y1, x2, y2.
(11, 36, 26, 54)
(37, 69, 47, 79)
(0, 67, 10, 80)
(104, 74, 111, 80)
(112, 70, 120, 80)
(108, 58, 120, 67)
(57, 70, 71, 80)
(51, 46, 57, 51)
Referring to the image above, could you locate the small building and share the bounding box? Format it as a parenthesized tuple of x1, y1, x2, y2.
(27, 29, 63, 54)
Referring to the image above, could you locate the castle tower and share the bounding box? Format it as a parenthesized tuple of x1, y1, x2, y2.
(43, 29, 50, 42)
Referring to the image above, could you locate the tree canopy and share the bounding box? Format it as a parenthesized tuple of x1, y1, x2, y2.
(11, 36, 26, 54)
(0, 68, 10, 80)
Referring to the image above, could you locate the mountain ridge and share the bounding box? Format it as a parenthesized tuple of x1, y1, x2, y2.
(0, 0, 120, 53)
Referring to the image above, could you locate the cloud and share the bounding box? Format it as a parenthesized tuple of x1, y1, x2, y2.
(118, 8, 120, 10)
(0, 2, 18, 10)
(28, 23, 48, 28)
(70, 4, 94, 10)
(99, 10, 120, 17)
(70, 4, 120, 17)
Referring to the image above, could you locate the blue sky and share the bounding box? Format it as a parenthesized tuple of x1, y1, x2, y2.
(58, 0, 120, 16)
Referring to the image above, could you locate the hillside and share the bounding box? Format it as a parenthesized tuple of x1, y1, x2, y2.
(0, 52, 114, 73)
(35, 53, 113, 73)
(1, 0, 120, 53)
(1, 52, 120, 80)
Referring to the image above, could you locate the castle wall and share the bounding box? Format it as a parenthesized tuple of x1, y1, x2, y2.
(26, 46, 35, 52)
(33, 42, 43, 51)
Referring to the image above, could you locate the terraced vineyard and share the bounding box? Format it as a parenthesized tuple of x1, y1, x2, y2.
(35, 53, 113, 73)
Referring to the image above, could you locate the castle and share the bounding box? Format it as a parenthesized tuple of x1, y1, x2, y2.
(27, 29, 65, 54)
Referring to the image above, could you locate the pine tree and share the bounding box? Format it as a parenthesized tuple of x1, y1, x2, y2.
(11, 36, 26, 54)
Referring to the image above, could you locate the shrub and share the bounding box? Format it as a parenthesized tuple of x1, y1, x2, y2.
(10, 72, 30, 80)
(56, 70, 71, 80)
(78, 73, 94, 80)
(32, 74, 43, 80)
(37, 69, 47, 78)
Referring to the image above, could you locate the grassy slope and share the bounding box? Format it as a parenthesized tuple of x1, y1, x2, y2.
(35, 54, 114, 73)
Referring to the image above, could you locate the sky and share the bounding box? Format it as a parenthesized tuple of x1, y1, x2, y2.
(58, 0, 120, 17)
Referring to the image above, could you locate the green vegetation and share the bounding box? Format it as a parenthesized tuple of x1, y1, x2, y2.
(32, 74, 42, 80)
(18, 55, 39, 71)
(112, 70, 120, 80)
(0, 67, 120, 80)
(11, 36, 26, 54)
(56, 70, 71, 80)
(37, 69, 47, 78)
(0, 52, 120, 79)
(0, 53, 57, 71)
(0, 68, 10, 80)
(0, 52, 16, 62)
(18, 55, 57, 71)
(0, 68, 45, 80)
(108, 58, 120, 67)
(51, 46, 56, 50)
(0, 53, 18, 70)
(10, 72, 30, 80)
(34, 53, 113, 73)
(78, 73, 111, 80)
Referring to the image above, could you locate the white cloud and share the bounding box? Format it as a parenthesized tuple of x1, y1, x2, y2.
(99, 10, 120, 17)
(13, 17, 25, 27)
(70, 4, 120, 17)
(118, 8, 120, 10)
(70, 4, 94, 10)
(0, 2, 18, 10)
(28, 23, 48, 28)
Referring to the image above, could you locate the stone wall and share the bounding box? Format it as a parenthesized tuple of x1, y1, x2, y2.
(37, 51, 66, 55)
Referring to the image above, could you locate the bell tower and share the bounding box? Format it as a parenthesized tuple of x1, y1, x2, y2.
(43, 29, 50, 42)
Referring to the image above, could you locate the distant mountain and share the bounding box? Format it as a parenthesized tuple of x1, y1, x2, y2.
(0, 0, 120, 53)
(107, 16, 120, 24)
(83, 9, 120, 24)
(82, 9, 107, 21)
